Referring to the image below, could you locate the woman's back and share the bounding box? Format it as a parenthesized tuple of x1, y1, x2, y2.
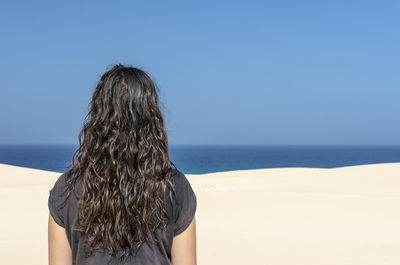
(49, 167, 197, 265)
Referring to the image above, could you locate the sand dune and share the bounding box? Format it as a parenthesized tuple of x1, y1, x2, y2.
(1, 162, 399, 265)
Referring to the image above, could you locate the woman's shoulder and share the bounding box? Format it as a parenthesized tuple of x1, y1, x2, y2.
(50, 171, 68, 194)
(168, 168, 196, 201)
(48, 170, 73, 227)
(167, 168, 197, 236)
(169, 168, 191, 188)
(49, 168, 79, 200)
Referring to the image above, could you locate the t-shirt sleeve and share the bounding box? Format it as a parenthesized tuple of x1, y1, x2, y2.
(48, 174, 67, 228)
(173, 170, 197, 236)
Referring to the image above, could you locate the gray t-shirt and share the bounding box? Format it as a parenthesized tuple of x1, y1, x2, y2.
(48, 168, 197, 265)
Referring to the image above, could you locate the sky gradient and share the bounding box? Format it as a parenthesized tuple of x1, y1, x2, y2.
(1, 1, 399, 145)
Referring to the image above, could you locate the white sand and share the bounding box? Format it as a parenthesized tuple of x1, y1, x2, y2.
(1, 162, 399, 265)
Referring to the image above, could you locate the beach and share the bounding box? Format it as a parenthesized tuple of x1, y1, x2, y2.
(1, 162, 399, 265)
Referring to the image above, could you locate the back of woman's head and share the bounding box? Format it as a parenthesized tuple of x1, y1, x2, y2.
(63, 64, 177, 262)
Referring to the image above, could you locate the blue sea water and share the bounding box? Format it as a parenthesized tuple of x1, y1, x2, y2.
(0, 144, 399, 174)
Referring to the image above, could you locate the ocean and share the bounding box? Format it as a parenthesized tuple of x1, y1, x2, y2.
(0, 144, 399, 174)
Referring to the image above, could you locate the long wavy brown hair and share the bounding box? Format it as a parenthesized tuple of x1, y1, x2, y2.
(59, 64, 178, 262)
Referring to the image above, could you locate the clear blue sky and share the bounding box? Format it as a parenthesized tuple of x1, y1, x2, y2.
(1, 1, 399, 145)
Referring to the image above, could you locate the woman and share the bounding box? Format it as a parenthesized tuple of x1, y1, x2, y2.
(48, 64, 197, 265)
